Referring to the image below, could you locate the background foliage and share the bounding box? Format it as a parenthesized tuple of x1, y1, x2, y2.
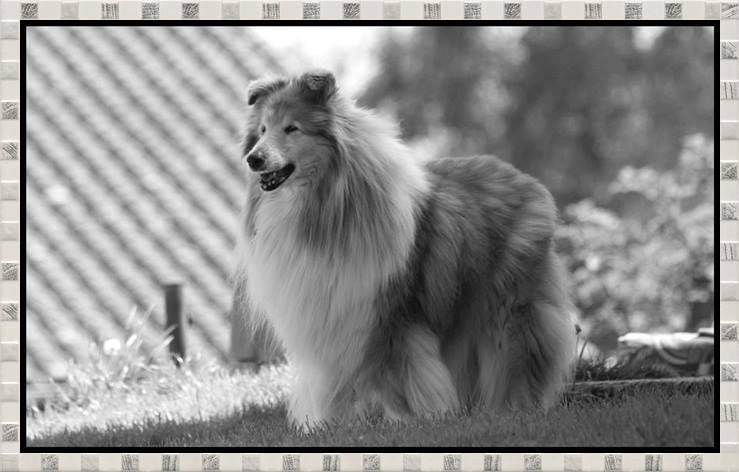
(360, 27, 714, 352)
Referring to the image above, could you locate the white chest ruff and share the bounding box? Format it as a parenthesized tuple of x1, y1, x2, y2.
(243, 195, 399, 366)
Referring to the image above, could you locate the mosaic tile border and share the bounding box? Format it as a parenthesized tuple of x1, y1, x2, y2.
(0, 1, 736, 20)
(0, 453, 737, 471)
(3, 1, 734, 470)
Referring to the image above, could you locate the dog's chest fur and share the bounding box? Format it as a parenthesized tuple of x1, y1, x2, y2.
(242, 188, 412, 370)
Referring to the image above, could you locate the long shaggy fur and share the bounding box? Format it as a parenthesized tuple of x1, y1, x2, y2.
(233, 71, 576, 427)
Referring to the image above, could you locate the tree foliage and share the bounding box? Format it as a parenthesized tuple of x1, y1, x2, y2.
(362, 27, 714, 347)
(557, 136, 714, 350)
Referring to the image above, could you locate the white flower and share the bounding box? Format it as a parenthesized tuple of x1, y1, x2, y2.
(103, 338, 122, 356)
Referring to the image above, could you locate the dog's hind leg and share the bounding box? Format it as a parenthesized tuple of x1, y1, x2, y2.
(478, 256, 576, 410)
(400, 325, 460, 417)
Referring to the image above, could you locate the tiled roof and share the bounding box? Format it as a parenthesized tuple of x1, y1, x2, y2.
(26, 27, 282, 382)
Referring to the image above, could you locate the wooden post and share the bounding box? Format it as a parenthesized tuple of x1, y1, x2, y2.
(164, 283, 186, 363)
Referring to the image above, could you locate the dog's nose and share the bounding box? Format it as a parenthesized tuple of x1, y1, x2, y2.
(246, 152, 265, 171)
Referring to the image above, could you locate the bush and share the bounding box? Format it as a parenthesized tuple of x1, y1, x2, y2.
(558, 135, 714, 352)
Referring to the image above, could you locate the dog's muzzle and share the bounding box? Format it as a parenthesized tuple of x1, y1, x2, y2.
(259, 164, 296, 191)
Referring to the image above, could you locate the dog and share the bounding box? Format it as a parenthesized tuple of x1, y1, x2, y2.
(233, 70, 576, 429)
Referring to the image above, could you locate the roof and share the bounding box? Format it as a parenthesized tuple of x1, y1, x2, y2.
(26, 26, 282, 382)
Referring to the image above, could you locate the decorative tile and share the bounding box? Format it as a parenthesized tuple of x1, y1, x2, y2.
(604, 455, 622, 471)
(464, 2, 481, 19)
(0, 22, 19, 40)
(1, 423, 18, 442)
(102, 2, 119, 19)
(525, 455, 542, 471)
(723, 242, 739, 259)
(1, 102, 18, 121)
(0, 62, 19, 80)
(61, 2, 78, 19)
(585, 3, 601, 19)
(303, 2, 320, 19)
(443, 455, 461, 471)
(721, 403, 738, 421)
(1, 303, 18, 321)
(1, 143, 18, 160)
(1, 182, 19, 200)
(162, 455, 178, 471)
(724, 2, 739, 18)
(41, 454, 59, 471)
(722, 363, 738, 381)
(564, 454, 582, 471)
(424, 2, 441, 19)
(263, 2, 280, 19)
(182, 2, 199, 18)
(222, 2, 239, 19)
(21, 2, 39, 19)
(243, 454, 260, 472)
(720, 281, 737, 300)
(707, 1, 722, 18)
(723, 41, 738, 60)
(323, 455, 339, 472)
(202, 454, 219, 471)
(645, 454, 662, 471)
(723, 81, 739, 99)
(142, 2, 159, 19)
(0, 384, 18, 402)
(0, 455, 19, 472)
(625, 2, 643, 19)
(343, 2, 360, 18)
(1, 263, 18, 281)
(505, 2, 521, 18)
(483, 455, 501, 472)
(364, 454, 380, 471)
(721, 323, 738, 340)
(0, 221, 17, 239)
(81, 454, 98, 472)
(685, 454, 703, 471)
(283, 455, 299, 471)
(0, 343, 18, 361)
(665, 2, 682, 18)
(722, 202, 738, 220)
(384, 2, 400, 19)
(404, 454, 421, 472)
(722, 161, 738, 179)
(121, 454, 138, 471)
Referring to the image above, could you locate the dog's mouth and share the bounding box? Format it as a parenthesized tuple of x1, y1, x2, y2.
(259, 164, 295, 192)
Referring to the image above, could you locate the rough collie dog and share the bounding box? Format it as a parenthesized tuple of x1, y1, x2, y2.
(233, 70, 576, 428)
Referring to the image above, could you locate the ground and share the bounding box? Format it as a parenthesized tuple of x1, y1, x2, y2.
(26, 363, 714, 448)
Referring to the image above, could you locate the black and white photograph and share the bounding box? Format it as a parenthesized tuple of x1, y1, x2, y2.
(23, 24, 716, 448)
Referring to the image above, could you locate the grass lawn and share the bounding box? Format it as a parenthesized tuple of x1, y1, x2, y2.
(29, 390, 713, 448)
(27, 363, 714, 448)
(26, 318, 714, 447)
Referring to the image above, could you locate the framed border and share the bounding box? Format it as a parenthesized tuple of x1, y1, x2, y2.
(2, 4, 734, 470)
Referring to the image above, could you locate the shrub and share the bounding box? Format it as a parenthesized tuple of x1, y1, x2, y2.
(557, 135, 714, 352)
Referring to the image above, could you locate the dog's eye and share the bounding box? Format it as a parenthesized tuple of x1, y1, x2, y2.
(284, 125, 299, 134)
(260, 125, 266, 134)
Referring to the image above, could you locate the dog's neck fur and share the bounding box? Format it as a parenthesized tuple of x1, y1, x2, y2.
(239, 101, 429, 367)
(302, 101, 429, 260)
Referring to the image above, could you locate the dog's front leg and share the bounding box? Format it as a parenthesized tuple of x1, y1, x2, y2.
(288, 362, 334, 433)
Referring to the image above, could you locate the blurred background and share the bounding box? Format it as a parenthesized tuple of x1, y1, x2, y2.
(26, 26, 714, 384)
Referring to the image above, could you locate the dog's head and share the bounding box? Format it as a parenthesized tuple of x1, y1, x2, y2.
(242, 70, 339, 192)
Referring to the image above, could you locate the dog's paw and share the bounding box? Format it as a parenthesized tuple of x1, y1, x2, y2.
(289, 414, 326, 436)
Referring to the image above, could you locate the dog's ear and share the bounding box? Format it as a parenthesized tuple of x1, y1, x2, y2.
(298, 70, 337, 104)
(247, 77, 286, 106)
